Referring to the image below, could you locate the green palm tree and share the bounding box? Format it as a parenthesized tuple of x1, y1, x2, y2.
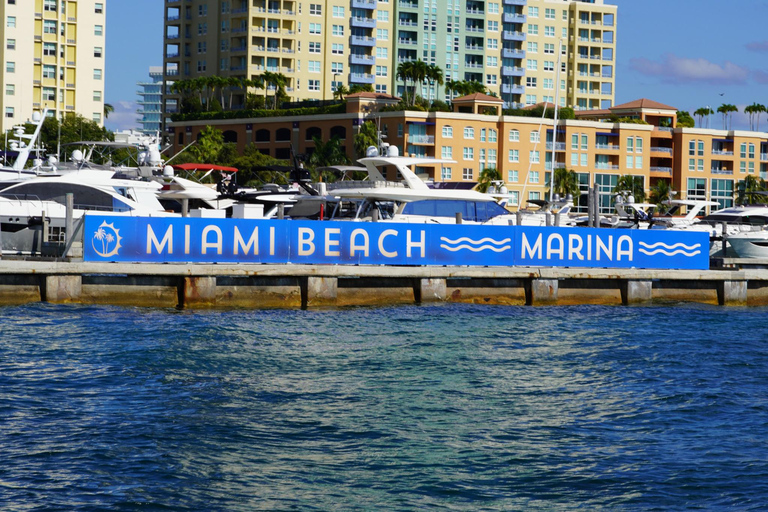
(550, 167, 580, 200)
(717, 103, 738, 130)
(333, 83, 349, 101)
(744, 103, 766, 131)
(426, 63, 444, 104)
(648, 180, 675, 213)
(353, 120, 379, 160)
(103, 103, 114, 120)
(613, 174, 646, 203)
(396, 61, 414, 105)
(309, 135, 350, 182)
(737, 174, 766, 205)
(693, 106, 714, 128)
(476, 167, 502, 193)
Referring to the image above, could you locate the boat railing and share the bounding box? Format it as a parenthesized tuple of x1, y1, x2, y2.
(326, 180, 405, 191)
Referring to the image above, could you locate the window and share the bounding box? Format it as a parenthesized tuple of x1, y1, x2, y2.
(93, 113, 101, 123)
(487, 38, 498, 50)
(509, 149, 519, 163)
(42, 64, 56, 78)
(197, 60, 206, 72)
(463, 168, 474, 180)
(309, 42, 321, 53)
(441, 146, 453, 159)
(528, 6, 539, 17)
(376, 28, 388, 40)
(5, 84, 14, 96)
(333, 6, 344, 17)
(488, 129, 497, 143)
(95, 2, 103, 14)
(94, 47, 103, 58)
(508, 170, 519, 183)
(332, 43, 344, 55)
(464, 127, 474, 139)
(626, 137, 634, 153)
(5, 107, 14, 118)
(509, 129, 519, 142)
(43, 42, 56, 56)
(581, 134, 588, 150)
(711, 179, 734, 210)
(308, 60, 320, 72)
(7, 16, 15, 28)
(308, 79, 320, 91)
(441, 167, 452, 180)
(198, 4, 207, 16)
(749, 143, 756, 159)
(530, 131, 540, 143)
(6, 61, 14, 73)
(93, 90, 102, 101)
(309, 23, 321, 34)
(44, 0, 57, 11)
(42, 87, 55, 101)
(198, 41, 206, 54)
(332, 62, 344, 74)
(6, 38, 14, 50)
(442, 126, 453, 138)
(376, 47, 387, 59)
(486, 74, 497, 85)
(463, 147, 474, 160)
(488, 20, 498, 31)
(93, 68, 102, 80)
(375, 84, 387, 94)
(530, 171, 540, 184)
(527, 42, 538, 53)
(309, 3, 322, 15)
(635, 156, 643, 169)
(94, 25, 103, 36)
(530, 151, 540, 164)
(572, 134, 579, 150)
(687, 178, 707, 200)
(332, 25, 344, 36)
(528, 24, 538, 36)
(44, 20, 57, 34)
(545, 8, 556, 19)
(375, 65, 387, 76)
(198, 23, 207, 35)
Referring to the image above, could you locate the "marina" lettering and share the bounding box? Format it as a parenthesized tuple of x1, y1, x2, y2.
(521, 232, 633, 262)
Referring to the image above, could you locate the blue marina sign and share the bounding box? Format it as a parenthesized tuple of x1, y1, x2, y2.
(84, 215, 710, 270)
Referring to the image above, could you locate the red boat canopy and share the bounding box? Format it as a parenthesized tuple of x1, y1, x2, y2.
(173, 163, 238, 173)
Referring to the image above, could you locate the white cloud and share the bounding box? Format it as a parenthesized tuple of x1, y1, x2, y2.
(629, 54, 749, 86)
(104, 100, 140, 132)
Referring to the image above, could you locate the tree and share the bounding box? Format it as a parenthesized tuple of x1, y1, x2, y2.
(676, 110, 695, 128)
(694, 106, 714, 128)
(348, 84, 373, 94)
(476, 167, 502, 193)
(333, 83, 349, 101)
(425, 63, 444, 103)
(37, 114, 113, 159)
(353, 120, 380, 160)
(613, 174, 646, 203)
(396, 61, 414, 105)
(745, 103, 766, 131)
(550, 167, 581, 200)
(103, 103, 114, 120)
(737, 174, 766, 205)
(308, 135, 350, 183)
(189, 125, 224, 164)
(648, 180, 675, 213)
(717, 103, 738, 130)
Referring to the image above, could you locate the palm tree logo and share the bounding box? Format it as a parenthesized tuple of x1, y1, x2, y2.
(92, 221, 122, 258)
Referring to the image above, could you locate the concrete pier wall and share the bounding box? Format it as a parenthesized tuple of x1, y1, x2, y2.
(0, 261, 763, 309)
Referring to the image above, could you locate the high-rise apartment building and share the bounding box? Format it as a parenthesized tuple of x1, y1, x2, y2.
(162, 0, 615, 114)
(137, 66, 164, 135)
(0, 0, 107, 133)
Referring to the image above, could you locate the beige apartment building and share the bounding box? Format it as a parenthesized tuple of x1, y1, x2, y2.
(0, 0, 106, 132)
(162, 0, 616, 115)
(524, 0, 616, 110)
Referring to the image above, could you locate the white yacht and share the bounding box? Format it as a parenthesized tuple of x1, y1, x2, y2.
(324, 144, 514, 225)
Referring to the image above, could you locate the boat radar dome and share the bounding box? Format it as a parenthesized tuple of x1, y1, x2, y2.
(386, 145, 399, 157)
(365, 146, 379, 157)
(31, 111, 41, 123)
(148, 148, 162, 166)
(71, 149, 84, 163)
(163, 165, 174, 178)
(47, 155, 58, 165)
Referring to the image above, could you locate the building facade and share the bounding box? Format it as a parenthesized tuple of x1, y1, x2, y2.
(137, 66, 164, 135)
(0, 0, 106, 132)
(162, 0, 616, 115)
(167, 95, 768, 214)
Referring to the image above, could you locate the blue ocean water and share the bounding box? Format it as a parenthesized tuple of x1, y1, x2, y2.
(1, 303, 767, 511)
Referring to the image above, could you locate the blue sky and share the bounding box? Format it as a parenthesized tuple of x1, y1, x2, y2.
(105, 0, 768, 132)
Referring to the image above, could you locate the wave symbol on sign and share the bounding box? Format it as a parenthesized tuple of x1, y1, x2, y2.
(439, 236, 512, 253)
(638, 241, 701, 257)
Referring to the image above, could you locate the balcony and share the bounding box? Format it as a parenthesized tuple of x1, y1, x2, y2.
(503, 13, 526, 24)
(595, 164, 620, 170)
(503, 0, 527, 5)
(502, 48, 525, 59)
(466, 8, 485, 16)
(502, 84, 524, 94)
(546, 142, 566, 152)
(350, 72, 375, 84)
(351, 35, 376, 46)
(650, 167, 672, 174)
(502, 31, 526, 41)
(350, 53, 375, 65)
(399, 38, 418, 46)
(502, 66, 524, 76)
(409, 135, 435, 145)
(398, 0, 418, 9)
(711, 169, 734, 175)
(352, 0, 376, 8)
(595, 143, 619, 151)
(711, 149, 734, 156)
(351, 16, 376, 29)
(398, 19, 418, 27)
(650, 147, 673, 155)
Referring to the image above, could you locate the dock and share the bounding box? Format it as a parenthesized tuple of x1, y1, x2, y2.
(1, 260, 767, 308)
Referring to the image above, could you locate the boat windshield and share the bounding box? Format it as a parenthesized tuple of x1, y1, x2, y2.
(402, 199, 511, 223)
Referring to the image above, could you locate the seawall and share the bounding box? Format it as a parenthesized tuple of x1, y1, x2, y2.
(0, 260, 766, 309)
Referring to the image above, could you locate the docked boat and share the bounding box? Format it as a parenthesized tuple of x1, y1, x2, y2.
(322, 144, 514, 225)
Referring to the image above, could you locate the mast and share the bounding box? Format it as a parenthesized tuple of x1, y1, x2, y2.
(549, 39, 564, 202)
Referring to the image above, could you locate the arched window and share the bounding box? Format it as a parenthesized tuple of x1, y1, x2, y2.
(305, 126, 321, 141)
(276, 128, 291, 141)
(223, 130, 238, 143)
(330, 125, 346, 139)
(255, 129, 270, 142)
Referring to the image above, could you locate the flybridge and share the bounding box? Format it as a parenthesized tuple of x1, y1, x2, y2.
(84, 216, 709, 270)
